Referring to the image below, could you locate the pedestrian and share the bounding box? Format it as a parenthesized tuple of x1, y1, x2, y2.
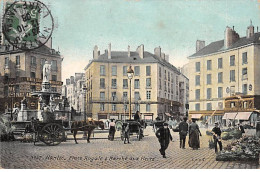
(156, 123, 173, 158)
(124, 123, 130, 144)
(134, 111, 140, 122)
(237, 123, 245, 135)
(188, 118, 202, 150)
(212, 122, 222, 153)
(108, 119, 116, 141)
(179, 117, 189, 149)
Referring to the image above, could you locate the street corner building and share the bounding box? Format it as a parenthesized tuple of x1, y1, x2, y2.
(83, 44, 189, 121)
(0, 39, 63, 114)
(185, 22, 260, 126)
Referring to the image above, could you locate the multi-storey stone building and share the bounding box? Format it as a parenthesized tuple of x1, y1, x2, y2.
(84, 44, 189, 121)
(186, 22, 260, 124)
(0, 43, 62, 113)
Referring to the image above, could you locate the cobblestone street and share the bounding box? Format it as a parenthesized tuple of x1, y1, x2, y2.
(1, 126, 259, 169)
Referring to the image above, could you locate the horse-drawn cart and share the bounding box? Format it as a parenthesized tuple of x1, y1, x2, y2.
(32, 120, 65, 146)
(120, 120, 144, 141)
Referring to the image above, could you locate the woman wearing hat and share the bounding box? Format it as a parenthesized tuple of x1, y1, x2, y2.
(156, 122, 173, 158)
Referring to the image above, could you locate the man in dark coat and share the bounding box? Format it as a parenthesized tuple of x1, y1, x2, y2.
(134, 111, 140, 121)
(156, 123, 173, 158)
(212, 122, 222, 153)
(179, 117, 189, 149)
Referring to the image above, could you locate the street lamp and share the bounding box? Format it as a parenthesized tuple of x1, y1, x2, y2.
(9, 82, 14, 121)
(82, 84, 87, 139)
(127, 65, 134, 120)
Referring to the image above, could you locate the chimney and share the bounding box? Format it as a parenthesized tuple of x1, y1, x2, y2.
(93, 45, 100, 59)
(154, 46, 161, 58)
(246, 20, 254, 38)
(224, 26, 240, 48)
(196, 40, 205, 52)
(136, 44, 144, 59)
(108, 43, 111, 59)
(128, 45, 130, 57)
(161, 53, 165, 60)
(257, 26, 259, 33)
(165, 55, 169, 62)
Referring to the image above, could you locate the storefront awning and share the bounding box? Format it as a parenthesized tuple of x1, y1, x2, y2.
(165, 113, 171, 117)
(191, 114, 202, 119)
(235, 112, 252, 120)
(222, 112, 237, 120)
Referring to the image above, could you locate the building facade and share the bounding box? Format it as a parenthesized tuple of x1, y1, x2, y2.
(186, 22, 260, 124)
(63, 73, 86, 115)
(84, 44, 189, 121)
(0, 44, 63, 113)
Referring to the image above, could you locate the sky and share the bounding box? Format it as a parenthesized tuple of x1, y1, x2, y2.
(2, 0, 260, 82)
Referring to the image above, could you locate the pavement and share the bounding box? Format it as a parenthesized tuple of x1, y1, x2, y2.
(0, 126, 259, 169)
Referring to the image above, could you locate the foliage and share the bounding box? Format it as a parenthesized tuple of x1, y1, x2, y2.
(0, 115, 16, 141)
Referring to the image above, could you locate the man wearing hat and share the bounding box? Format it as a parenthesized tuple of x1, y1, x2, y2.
(156, 122, 173, 158)
(212, 122, 222, 153)
(179, 117, 189, 149)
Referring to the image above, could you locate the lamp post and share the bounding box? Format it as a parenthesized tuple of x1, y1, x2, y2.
(127, 65, 134, 120)
(82, 84, 87, 139)
(9, 82, 14, 121)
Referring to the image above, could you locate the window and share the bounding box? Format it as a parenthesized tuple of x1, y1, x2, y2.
(218, 72, 223, 83)
(112, 66, 117, 76)
(242, 52, 247, 64)
(159, 67, 161, 77)
(100, 92, 105, 100)
(196, 62, 200, 72)
(31, 72, 36, 78)
(230, 70, 235, 82)
(243, 101, 248, 109)
(168, 72, 170, 81)
(171, 73, 174, 83)
(218, 58, 223, 69)
(134, 92, 140, 100)
(5, 57, 9, 67)
(100, 104, 105, 111)
(242, 68, 247, 80)
(230, 102, 235, 108)
(218, 87, 223, 98)
(4, 86, 8, 97)
(146, 91, 151, 100)
(135, 104, 140, 111)
(123, 66, 127, 76)
(164, 70, 167, 80)
(134, 66, 140, 76)
(100, 78, 105, 88)
(207, 74, 211, 85)
(15, 85, 20, 94)
(52, 75, 57, 81)
(207, 88, 212, 99)
(16, 56, 20, 66)
(134, 79, 140, 89)
(230, 86, 235, 95)
(100, 65, 105, 76)
(206, 103, 212, 110)
(112, 104, 116, 111)
(195, 103, 200, 111)
(112, 92, 117, 101)
(30, 85, 36, 92)
(111, 79, 117, 88)
(123, 92, 128, 100)
(159, 79, 162, 90)
(124, 104, 128, 111)
(123, 79, 128, 89)
(207, 60, 212, 70)
(146, 104, 151, 112)
(195, 89, 200, 100)
(242, 84, 247, 94)
(31, 56, 36, 65)
(146, 66, 151, 76)
(146, 78, 151, 88)
(195, 75, 200, 86)
(164, 81, 167, 91)
(230, 55, 235, 66)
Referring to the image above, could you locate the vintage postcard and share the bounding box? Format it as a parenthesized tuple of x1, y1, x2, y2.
(0, 0, 260, 169)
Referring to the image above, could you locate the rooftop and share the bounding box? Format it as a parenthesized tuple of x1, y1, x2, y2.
(189, 32, 260, 58)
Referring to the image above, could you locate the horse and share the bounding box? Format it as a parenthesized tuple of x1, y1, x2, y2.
(70, 120, 104, 144)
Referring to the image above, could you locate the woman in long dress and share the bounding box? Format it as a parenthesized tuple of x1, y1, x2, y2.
(188, 118, 202, 150)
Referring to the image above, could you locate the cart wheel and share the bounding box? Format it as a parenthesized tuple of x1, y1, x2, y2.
(40, 123, 65, 146)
